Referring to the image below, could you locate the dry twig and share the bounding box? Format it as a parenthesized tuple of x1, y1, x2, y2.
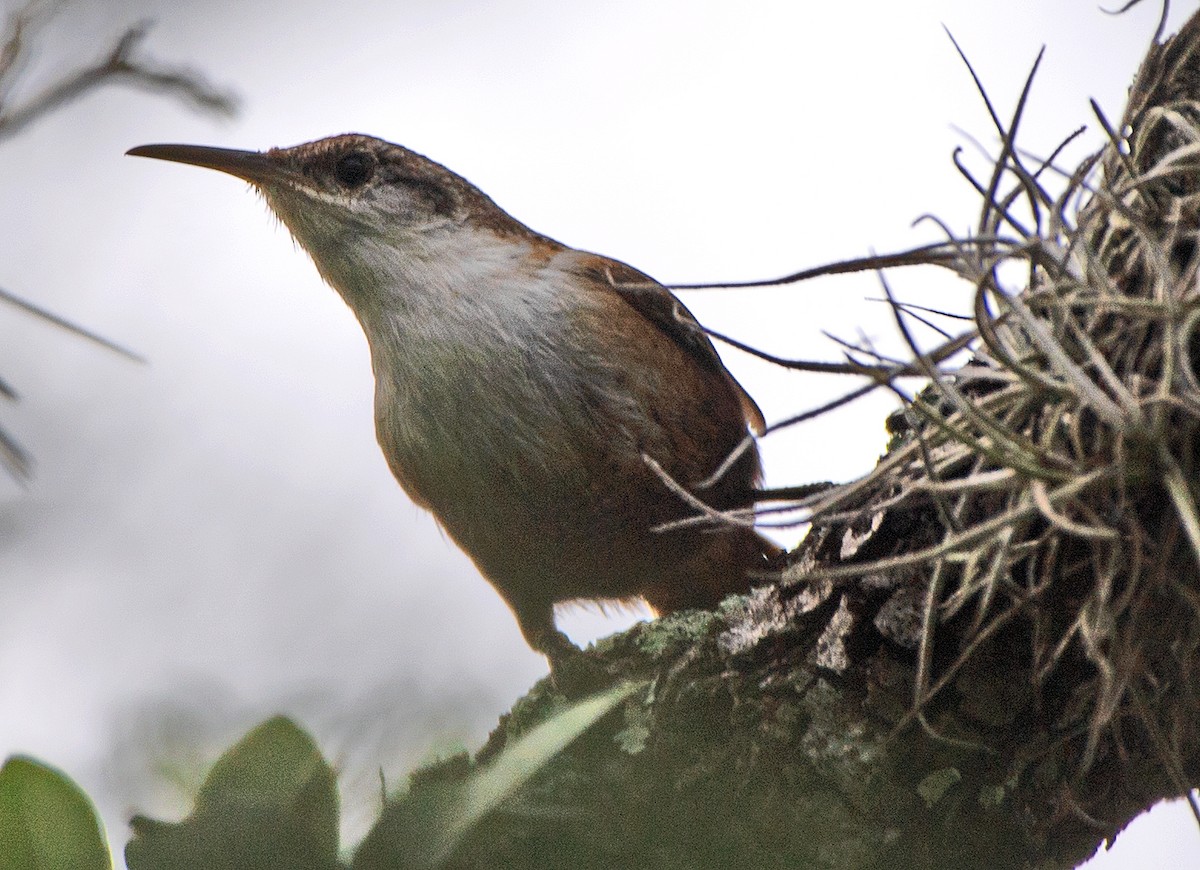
(0, 0, 238, 479)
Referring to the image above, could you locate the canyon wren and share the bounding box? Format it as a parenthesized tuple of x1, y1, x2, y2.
(127, 134, 778, 665)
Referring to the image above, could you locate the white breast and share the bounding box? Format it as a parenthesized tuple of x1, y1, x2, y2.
(328, 224, 605, 505)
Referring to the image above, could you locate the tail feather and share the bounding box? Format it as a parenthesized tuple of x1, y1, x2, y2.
(643, 528, 782, 614)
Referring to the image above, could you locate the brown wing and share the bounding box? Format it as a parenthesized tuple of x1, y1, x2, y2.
(570, 253, 766, 435)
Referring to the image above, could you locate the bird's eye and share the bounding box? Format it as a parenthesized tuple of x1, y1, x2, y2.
(333, 151, 374, 188)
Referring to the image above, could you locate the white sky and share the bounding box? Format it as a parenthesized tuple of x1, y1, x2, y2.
(1, 0, 1197, 865)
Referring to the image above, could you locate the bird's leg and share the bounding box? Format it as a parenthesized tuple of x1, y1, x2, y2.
(514, 601, 611, 697)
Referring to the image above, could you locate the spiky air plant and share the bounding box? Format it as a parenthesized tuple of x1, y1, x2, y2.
(758, 4, 1200, 845)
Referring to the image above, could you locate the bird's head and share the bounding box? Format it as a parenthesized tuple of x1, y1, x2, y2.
(128, 134, 540, 308)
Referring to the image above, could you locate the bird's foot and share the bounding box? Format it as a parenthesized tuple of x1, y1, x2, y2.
(539, 629, 614, 698)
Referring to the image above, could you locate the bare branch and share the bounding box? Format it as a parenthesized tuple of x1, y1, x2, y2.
(0, 17, 237, 143)
(0, 285, 144, 361)
(0, 2, 238, 480)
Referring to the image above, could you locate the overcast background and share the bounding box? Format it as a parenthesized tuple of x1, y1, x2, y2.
(1, 0, 1197, 866)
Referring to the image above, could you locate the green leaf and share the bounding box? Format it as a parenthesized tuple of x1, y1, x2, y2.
(194, 715, 337, 831)
(917, 767, 962, 808)
(355, 680, 644, 870)
(126, 716, 340, 870)
(0, 755, 111, 870)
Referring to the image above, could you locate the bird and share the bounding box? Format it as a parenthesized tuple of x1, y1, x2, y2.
(127, 134, 779, 668)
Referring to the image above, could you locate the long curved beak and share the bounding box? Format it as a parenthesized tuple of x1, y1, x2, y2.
(126, 144, 291, 186)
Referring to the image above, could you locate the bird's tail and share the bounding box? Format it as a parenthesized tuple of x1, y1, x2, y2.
(644, 527, 783, 615)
